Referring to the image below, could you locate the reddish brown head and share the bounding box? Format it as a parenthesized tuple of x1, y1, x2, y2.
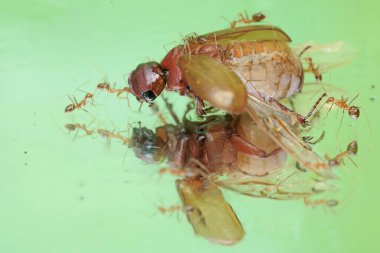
(128, 62, 167, 103)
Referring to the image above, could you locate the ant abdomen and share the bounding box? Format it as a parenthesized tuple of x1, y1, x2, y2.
(348, 106, 360, 120)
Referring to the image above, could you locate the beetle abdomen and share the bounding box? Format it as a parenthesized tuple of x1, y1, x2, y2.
(225, 41, 303, 99)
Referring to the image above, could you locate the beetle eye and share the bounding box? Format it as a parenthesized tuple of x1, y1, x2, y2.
(142, 90, 156, 102)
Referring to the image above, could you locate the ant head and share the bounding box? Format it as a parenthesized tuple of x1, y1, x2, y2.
(128, 62, 167, 103)
(347, 141, 358, 155)
(64, 104, 75, 112)
(348, 106, 360, 119)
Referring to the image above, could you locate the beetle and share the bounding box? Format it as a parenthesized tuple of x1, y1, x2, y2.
(128, 25, 304, 115)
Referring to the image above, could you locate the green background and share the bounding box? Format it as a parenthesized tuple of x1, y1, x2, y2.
(0, 0, 379, 252)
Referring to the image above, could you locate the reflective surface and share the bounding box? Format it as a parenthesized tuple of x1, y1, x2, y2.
(0, 0, 378, 252)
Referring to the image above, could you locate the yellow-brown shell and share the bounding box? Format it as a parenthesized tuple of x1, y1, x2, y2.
(225, 41, 303, 99)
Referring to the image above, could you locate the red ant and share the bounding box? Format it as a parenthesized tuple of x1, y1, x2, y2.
(298, 141, 358, 171)
(96, 82, 131, 98)
(322, 93, 361, 134)
(303, 197, 339, 208)
(64, 122, 95, 142)
(64, 92, 94, 113)
(325, 94, 360, 120)
(65, 123, 94, 136)
(325, 141, 358, 167)
(230, 11, 266, 28)
(97, 128, 130, 145)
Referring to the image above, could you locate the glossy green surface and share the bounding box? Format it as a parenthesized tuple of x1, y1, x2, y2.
(0, 0, 379, 252)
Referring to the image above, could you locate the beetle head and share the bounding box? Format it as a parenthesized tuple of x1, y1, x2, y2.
(128, 62, 167, 103)
(129, 125, 167, 164)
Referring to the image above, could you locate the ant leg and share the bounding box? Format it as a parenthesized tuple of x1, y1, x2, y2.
(302, 131, 325, 145)
(304, 57, 322, 81)
(237, 11, 247, 22)
(227, 11, 252, 28)
(288, 95, 296, 111)
(267, 92, 327, 127)
(137, 101, 143, 112)
(161, 95, 180, 125)
(336, 110, 345, 136)
(298, 45, 312, 57)
(186, 158, 211, 178)
(156, 204, 183, 220)
(325, 102, 335, 119)
(67, 95, 76, 106)
(149, 103, 167, 125)
(73, 96, 88, 113)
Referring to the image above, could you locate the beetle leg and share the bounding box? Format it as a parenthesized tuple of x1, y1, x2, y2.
(230, 134, 282, 158)
(149, 103, 168, 125)
(161, 95, 181, 125)
(195, 97, 206, 116)
(288, 95, 296, 111)
(186, 158, 212, 178)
